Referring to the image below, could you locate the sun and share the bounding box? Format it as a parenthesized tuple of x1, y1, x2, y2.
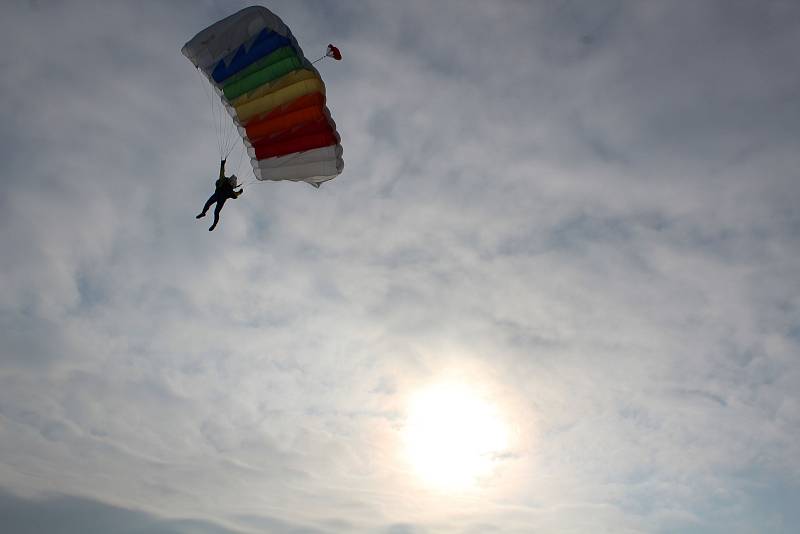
(403, 382, 509, 490)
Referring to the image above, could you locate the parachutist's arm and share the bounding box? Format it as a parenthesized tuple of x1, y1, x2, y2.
(219, 159, 226, 179)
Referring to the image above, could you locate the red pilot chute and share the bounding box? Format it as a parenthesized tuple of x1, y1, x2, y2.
(326, 44, 342, 61)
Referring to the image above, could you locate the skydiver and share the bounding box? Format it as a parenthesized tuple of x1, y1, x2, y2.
(196, 159, 243, 231)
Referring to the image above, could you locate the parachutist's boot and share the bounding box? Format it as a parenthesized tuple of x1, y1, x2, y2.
(196, 212, 206, 219)
(209, 223, 217, 231)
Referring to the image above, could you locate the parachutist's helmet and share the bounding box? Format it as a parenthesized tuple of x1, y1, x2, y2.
(230, 174, 237, 185)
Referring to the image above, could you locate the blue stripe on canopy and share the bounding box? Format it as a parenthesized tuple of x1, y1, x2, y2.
(212, 29, 292, 83)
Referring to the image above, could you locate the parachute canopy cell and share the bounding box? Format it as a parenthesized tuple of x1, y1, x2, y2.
(182, 6, 343, 187)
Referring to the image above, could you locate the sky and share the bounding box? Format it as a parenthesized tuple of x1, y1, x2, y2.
(1, 0, 799, 532)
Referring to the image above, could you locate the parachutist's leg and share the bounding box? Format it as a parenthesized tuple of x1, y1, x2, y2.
(197, 194, 216, 218)
(209, 197, 227, 231)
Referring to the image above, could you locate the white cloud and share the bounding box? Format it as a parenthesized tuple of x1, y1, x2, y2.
(0, 1, 798, 532)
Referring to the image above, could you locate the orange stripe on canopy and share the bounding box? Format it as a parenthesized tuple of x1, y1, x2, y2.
(250, 93, 326, 125)
(246, 105, 326, 143)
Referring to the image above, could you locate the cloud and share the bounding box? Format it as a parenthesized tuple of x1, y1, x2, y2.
(0, 489, 242, 534)
(0, 0, 798, 533)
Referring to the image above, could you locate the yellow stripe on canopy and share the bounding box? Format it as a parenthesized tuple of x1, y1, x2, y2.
(231, 69, 319, 107)
(235, 78, 326, 124)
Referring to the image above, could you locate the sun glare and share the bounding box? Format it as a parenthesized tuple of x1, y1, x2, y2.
(404, 383, 509, 490)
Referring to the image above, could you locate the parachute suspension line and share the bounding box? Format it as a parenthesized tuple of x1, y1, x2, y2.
(216, 96, 234, 159)
(212, 88, 222, 156)
(212, 90, 228, 158)
(224, 126, 239, 159)
(194, 68, 221, 157)
(206, 71, 225, 158)
(219, 102, 239, 159)
(232, 141, 246, 175)
(195, 66, 241, 160)
(213, 95, 224, 157)
(222, 124, 243, 165)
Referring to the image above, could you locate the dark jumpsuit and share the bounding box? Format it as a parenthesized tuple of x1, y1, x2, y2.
(198, 160, 241, 231)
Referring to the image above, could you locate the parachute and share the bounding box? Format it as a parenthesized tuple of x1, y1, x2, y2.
(182, 6, 344, 188)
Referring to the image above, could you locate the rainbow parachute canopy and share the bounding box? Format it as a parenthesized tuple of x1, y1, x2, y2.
(182, 6, 343, 187)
